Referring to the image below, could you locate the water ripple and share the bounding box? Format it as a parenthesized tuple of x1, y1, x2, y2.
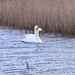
(0, 26, 75, 75)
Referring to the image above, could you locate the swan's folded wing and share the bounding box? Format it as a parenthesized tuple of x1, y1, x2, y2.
(22, 34, 38, 42)
(25, 34, 34, 38)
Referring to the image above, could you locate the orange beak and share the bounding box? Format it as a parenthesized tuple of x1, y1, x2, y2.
(41, 30, 44, 32)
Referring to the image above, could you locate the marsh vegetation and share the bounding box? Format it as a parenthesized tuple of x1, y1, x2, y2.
(0, 0, 75, 34)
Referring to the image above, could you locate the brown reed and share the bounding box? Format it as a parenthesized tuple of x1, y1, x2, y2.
(26, 61, 30, 71)
(0, 0, 75, 34)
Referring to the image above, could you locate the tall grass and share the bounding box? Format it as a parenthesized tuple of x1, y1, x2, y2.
(0, 0, 75, 34)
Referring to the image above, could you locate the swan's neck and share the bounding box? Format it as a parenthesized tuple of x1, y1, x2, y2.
(36, 30, 40, 38)
(36, 30, 42, 42)
(34, 27, 37, 36)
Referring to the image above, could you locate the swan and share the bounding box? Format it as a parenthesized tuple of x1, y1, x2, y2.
(25, 25, 38, 37)
(22, 27, 44, 43)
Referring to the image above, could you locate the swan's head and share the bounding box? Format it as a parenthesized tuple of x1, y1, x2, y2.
(35, 25, 38, 29)
(38, 28, 44, 32)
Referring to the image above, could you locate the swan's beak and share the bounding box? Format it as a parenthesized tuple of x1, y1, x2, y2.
(41, 30, 44, 32)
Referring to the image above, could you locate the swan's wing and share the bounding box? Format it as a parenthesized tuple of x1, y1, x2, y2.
(22, 34, 38, 42)
(25, 34, 34, 38)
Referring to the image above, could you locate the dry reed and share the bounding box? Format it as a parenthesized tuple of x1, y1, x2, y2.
(26, 61, 30, 71)
(0, 0, 75, 34)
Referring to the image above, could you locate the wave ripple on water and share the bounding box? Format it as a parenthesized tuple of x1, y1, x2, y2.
(0, 27, 75, 75)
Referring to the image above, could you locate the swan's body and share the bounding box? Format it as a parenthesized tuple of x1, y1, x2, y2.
(22, 26, 43, 43)
(25, 25, 38, 38)
(23, 34, 38, 42)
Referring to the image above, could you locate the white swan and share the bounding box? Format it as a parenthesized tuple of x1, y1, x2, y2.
(25, 25, 38, 37)
(22, 27, 44, 43)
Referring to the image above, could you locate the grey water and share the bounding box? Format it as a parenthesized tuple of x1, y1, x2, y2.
(0, 26, 75, 75)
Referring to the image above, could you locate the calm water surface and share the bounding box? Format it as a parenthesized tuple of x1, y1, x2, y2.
(0, 26, 75, 75)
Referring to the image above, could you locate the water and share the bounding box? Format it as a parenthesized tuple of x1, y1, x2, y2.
(0, 26, 75, 75)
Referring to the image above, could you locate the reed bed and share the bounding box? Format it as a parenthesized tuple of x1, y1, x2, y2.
(0, 0, 75, 34)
